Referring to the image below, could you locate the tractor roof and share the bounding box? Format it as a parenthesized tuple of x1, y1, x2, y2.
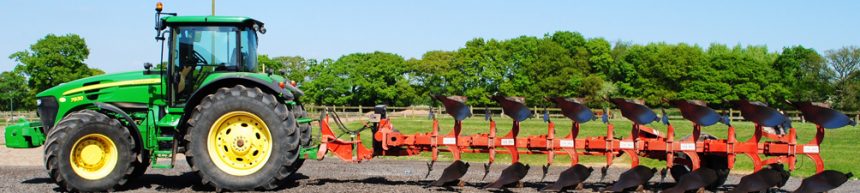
(161, 16, 263, 27)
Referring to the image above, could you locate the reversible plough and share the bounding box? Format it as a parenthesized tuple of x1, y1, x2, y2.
(316, 96, 855, 192)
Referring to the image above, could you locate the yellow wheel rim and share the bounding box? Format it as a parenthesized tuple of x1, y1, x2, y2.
(207, 111, 273, 176)
(70, 134, 118, 180)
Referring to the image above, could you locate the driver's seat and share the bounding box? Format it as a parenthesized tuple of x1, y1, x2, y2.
(177, 35, 196, 96)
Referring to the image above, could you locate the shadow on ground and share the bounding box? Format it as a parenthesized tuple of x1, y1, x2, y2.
(20, 172, 312, 192)
(19, 171, 795, 192)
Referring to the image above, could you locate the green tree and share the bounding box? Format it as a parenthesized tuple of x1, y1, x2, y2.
(258, 54, 310, 83)
(826, 46, 860, 109)
(839, 71, 860, 110)
(304, 58, 352, 105)
(586, 38, 614, 76)
(0, 71, 32, 110)
(257, 54, 281, 72)
(700, 44, 782, 106)
(90, 68, 105, 76)
(303, 52, 416, 106)
(407, 50, 455, 104)
(772, 46, 833, 101)
(10, 34, 100, 93)
(617, 43, 705, 105)
(501, 36, 591, 105)
(446, 38, 509, 106)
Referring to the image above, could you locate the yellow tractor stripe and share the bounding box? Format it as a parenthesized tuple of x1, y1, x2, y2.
(63, 78, 162, 95)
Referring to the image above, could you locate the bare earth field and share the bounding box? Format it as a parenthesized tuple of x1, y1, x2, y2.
(0, 147, 857, 192)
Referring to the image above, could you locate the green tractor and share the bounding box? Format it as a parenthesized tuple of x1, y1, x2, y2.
(3, 3, 314, 192)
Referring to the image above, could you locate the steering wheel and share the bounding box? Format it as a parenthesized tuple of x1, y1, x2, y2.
(192, 50, 208, 66)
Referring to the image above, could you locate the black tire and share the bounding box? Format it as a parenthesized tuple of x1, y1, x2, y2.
(185, 85, 300, 191)
(129, 150, 151, 179)
(288, 105, 312, 171)
(295, 105, 312, 147)
(44, 110, 137, 192)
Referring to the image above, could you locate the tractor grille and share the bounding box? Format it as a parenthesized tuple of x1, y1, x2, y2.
(37, 96, 58, 131)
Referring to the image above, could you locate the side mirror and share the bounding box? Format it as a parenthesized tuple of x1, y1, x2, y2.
(144, 62, 153, 72)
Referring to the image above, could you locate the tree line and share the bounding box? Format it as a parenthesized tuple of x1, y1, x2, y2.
(2, 32, 859, 111)
(265, 31, 860, 110)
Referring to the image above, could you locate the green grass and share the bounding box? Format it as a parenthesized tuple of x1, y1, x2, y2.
(321, 116, 859, 178)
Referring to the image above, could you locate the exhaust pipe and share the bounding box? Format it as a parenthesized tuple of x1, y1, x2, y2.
(540, 164, 593, 192)
(606, 166, 657, 192)
(483, 162, 530, 189)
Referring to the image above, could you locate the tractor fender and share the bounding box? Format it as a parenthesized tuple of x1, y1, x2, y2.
(188, 77, 293, 106)
(92, 102, 144, 153)
(178, 77, 293, 132)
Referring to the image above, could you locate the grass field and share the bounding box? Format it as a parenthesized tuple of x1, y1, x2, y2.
(326, 115, 859, 178)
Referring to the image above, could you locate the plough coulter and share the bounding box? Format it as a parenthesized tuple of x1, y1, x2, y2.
(317, 96, 855, 192)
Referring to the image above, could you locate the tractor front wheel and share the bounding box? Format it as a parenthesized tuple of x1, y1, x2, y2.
(44, 110, 137, 192)
(185, 85, 300, 191)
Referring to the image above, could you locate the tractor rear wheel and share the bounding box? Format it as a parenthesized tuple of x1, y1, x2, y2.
(296, 105, 312, 147)
(288, 105, 312, 172)
(44, 110, 137, 192)
(185, 85, 300, 191)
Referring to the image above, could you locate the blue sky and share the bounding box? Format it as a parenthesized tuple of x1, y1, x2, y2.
(1, 1, 858, 73)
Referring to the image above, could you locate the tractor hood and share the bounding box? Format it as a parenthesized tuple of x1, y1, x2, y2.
(36, 71, 162, 98)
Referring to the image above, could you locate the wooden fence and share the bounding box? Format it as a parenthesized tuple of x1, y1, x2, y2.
(0, 111, 38, 128)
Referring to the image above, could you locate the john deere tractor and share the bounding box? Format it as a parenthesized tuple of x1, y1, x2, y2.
(3, 3, 314, 192)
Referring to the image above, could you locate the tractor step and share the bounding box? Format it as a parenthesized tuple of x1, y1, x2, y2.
(156, 136, 174, 141)
(154, 150, 173, 156)
(150, 133, 178, 169)
(297, 117, 314, 124)
(151, 163, 173, 169)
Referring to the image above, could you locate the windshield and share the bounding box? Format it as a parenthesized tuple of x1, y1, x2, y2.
(172, 26, 257, 72)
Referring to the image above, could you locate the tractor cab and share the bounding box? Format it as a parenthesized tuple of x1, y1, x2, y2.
(155, 8, 266, 104)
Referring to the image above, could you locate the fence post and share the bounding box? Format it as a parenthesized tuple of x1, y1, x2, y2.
(800, 111, 805, 123)
(438, 106, 442, 117)
(729, 108, 734, 122)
